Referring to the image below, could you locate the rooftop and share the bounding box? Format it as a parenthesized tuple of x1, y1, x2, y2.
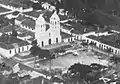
(0, 7, 11, 12)
(87, 34, 120, 49)
(61, 32, 73, 39)
(0, 35, 30, 49)
(21, 18, 35, 30)
(9, 2, 23, 8)
(16, 15, 30, 21)
(0, 25, 13, 33)
(23, 10, 46, 18)
(43, 11, 53, 22)
(59, 15, 69, 21)
(62, 22, 95, 34)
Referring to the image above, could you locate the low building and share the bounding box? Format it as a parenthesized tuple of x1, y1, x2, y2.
(85, 33, 120, 55)
(61, 21, 96, 41)
(61, 32, 75, 43)
(0, 35, 31, 58)
(0, 25, 13, 35)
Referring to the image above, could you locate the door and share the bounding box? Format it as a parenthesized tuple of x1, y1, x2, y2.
(49, 39, 51, 44)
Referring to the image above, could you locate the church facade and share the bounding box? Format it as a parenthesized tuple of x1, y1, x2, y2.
(35, 11, 62, 47)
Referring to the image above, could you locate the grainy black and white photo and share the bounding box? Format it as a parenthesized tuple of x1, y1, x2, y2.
(0, 0, 120, 84)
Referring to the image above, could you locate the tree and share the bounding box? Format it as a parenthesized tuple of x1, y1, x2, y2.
(68, 63, 92, 83)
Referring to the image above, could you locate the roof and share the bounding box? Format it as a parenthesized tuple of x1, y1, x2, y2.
(62, 22, 95, 34)
(23, 10, 46, 18)
(87, 34, 120, 49)
(0, 7, 11, 12)
(59, 15, 69, 21)
(90, 80, 105, 84)
(43, 11, 53, 22)
(16, 15, 30, 21)
(0, 25, 13, 33)
(12, 11, 19, 16)
(9, 2, 23, 8)
(0, 36, 30, 49)
(21, 18, 35, 30)
(61, 32, 73, 39)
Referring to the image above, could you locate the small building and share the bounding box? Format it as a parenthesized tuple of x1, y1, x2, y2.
(85, 34, 120, 55)
(61, 21, 96, 41)
(0, 25, 13, 35)
(61, 32, 75, 43)
(0, 35, 32, 58)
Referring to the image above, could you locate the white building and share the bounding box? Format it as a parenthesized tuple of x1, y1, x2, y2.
(0, 35, 32, 58)
(35, 11, 62, 47)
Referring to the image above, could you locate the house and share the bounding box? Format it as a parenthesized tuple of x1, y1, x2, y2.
(61, 32, 75, 43)
(61, 21, 96, 41)
(0, 35, 32, 58)
(84, 33, 120, 55)
(35, 11, 62, 47)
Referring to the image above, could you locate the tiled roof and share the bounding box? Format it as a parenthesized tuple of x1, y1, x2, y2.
(63, 22, 95, 34)
(23, 10, 46, 18)
(43, 11, 53, 22)
(0, 25, 13, 33)
(0, 7, 11, 12)
(21, 18, 35, 30)
(16, 15, 29, 21)
(87, 34, 120, 49)
(61, 32, 72, 39)
(0, 36, 30, 49)
(9, 2, 23, 8)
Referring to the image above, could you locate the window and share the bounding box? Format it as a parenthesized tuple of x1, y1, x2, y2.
(68, 38, 70, 42)
(15, 49, 17, 53)
(27, 46, 29, 50)
(18, 48, 20, 53)
(9, 50, 11, 54)
(77, 36, 79, 39)
(22, 47, 24, 51)
(115, 50, 117, 54)
(55, 22, 56, 25)
(71, 38, 72, 41)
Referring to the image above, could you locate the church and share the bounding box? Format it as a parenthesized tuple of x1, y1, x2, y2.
(35, 11, 62, 47)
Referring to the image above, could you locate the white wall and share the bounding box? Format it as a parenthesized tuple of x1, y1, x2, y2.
(84, 37, 120, 55)
(0, 45, 32, 58)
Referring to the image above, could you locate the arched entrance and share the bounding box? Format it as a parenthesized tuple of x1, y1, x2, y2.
(42, 41, 44, 47)
(49, 39, 51, 44)
(56, 38, 58, 43)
